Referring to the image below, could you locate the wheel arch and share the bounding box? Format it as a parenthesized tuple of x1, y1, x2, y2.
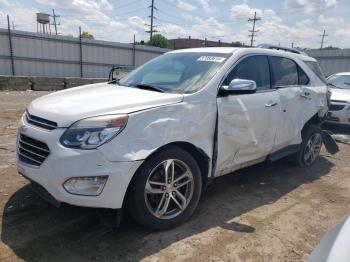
(123, 141, 211, 208)
(302, 113, 323, 136)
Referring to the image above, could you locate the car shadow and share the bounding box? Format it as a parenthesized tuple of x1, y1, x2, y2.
(1, 156, 334, 261)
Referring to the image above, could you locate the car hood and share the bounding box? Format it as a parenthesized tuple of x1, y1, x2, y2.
(330, 88, 350, 102)
(27, 83, 184, 127)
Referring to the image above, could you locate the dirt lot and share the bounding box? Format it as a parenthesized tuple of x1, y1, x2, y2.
(0, 91, 350, 262)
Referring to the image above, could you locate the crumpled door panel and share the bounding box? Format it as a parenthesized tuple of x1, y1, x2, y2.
(216, 91, 280, 176)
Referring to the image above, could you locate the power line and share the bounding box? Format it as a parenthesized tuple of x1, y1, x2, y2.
(146, 0, 158, 41)
(319, 29, 328, 49)
(248, 11, 261, 47)
(51, 9, 60, 35)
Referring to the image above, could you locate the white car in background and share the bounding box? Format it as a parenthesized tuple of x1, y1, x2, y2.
(309, 213, 350, 262)
(327, 72, 350, 125)
(17, 45, 331, 230)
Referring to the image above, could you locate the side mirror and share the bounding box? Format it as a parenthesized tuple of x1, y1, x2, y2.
(109, 67, 122, 81)
(220, 79, 257, 95)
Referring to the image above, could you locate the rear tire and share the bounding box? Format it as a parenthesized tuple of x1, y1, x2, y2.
(127, 146, 202, 230)
(289, 124, 323, 167)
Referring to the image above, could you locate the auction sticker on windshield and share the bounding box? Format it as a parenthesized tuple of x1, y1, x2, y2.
(197, 56, 226, 63)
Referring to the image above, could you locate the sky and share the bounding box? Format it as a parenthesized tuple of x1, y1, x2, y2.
(0, 0, 350, 48)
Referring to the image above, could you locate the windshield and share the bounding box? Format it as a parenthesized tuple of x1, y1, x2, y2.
(327, 75, 350, 90)
(118, 52, 231, 93)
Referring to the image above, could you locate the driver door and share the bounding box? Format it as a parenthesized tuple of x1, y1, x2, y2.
(215, 55, 281, 176)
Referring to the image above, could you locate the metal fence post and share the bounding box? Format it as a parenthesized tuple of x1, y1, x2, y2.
(132, 34, 136, 66)
(79, 26, 83, 78)
(7, 15, 15, 76)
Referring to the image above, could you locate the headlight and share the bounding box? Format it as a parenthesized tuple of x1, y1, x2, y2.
(60, 115, 127, 149)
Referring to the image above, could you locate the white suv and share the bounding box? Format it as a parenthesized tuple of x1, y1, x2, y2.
(17, 45, 329, 229)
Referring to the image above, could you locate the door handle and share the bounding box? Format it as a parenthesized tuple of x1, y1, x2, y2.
(300, 92, 311, 99)
(265, 102, 278, 107)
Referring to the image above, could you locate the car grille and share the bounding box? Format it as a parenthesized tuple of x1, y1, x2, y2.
(329, 104, 346, 111)
(18, 134, 50, 167)
(25, 112, 58, 130)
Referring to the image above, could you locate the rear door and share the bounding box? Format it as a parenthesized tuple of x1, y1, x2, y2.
(269, 56, 307, 150)
(216, 55, 281, 176)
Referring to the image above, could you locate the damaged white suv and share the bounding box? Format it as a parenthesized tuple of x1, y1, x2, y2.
(17, 45, 330, 229)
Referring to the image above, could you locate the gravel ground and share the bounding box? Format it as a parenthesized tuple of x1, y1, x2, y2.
(0, 91, 350, 262)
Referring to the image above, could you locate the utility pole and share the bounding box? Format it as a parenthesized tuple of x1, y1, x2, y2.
(7, 15, 15, 76)
(51, 9, 60, 35)
(79, 26, 83, 78)
(319, 30, 328, 49)
(146, 0, 157, 41)
(248, 11, 261, 47)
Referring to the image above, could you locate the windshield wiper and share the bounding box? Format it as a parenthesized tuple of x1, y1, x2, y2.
(134, 84, 165, 93)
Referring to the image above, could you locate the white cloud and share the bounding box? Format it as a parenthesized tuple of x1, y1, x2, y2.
(0, 0, 12, 5)
(318, 14, 343, 25)
(283, 0, 337, 13)
(159, 16, 229, 40)
(229, 3, 322, 47)
(199, 0, 216, 14)
(334, 26, 350, 47)
(177, 0, 197, 12)
(36, 0, 113, 13)
(230, 3, 278, 21)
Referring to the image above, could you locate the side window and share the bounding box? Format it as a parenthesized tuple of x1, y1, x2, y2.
(224, 55, 271, 91)
(304, 61, 327, 84)
(298, 67, 309, 85)
(270, 57, 298, 87)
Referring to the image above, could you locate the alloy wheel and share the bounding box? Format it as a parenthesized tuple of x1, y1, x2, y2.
(144, 159, 194, 220)
(304, 133, 322, 165)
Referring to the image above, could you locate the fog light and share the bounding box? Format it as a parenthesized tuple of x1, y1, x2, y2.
(63, 176, 108, 196)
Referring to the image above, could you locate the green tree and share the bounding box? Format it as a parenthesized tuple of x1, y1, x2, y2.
(231, 41, 244, 47)
(322, 45, 340, 50)
(148, 34, 169, 48)
(80, 31, 94, 40)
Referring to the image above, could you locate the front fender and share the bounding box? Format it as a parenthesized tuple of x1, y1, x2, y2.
(98, 93, 217, 163)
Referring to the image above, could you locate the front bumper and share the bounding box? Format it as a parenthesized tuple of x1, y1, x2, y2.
(326, 102, 350, 125)
(16, 117, 143, 209)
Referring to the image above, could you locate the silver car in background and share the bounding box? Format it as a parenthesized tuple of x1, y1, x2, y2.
(327, 72, 350, 125)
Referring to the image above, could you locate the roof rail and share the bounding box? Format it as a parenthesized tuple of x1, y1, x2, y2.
(257, 44, 306, 55)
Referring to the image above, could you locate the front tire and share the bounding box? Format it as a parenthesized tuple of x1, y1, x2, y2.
(290, 124, 323, 167)
(127, 146, 202, 230)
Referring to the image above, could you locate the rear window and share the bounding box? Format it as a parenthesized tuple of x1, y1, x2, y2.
(270, 57, 299, 87)
(304, 61, 327, 84)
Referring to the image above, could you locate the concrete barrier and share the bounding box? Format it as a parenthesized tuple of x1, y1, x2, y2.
(32, 77, 65, 91)
(0, 75, 32, 91)
(0, 75, 108, 91)
(64, 77, 106, 89)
